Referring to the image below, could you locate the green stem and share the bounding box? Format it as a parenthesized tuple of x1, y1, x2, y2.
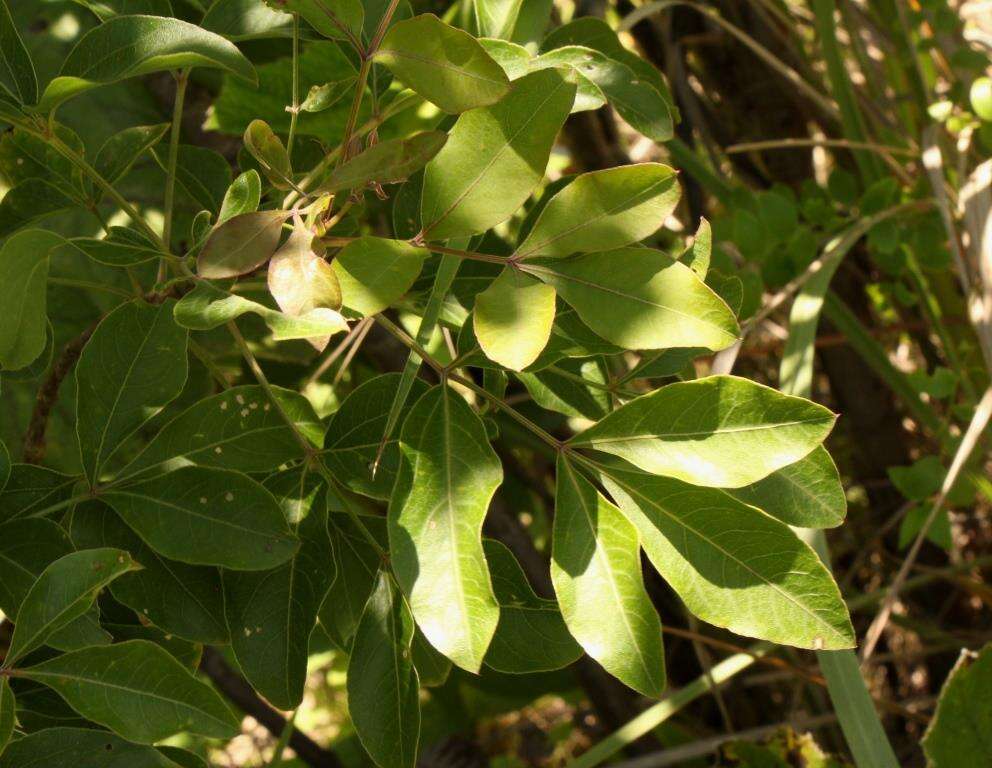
(160, 68, 190, 282)
(268, 709, 297, 767)
(286, 14, 301, 158)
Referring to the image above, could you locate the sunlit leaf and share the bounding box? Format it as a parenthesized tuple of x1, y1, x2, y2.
(332, 237, 426, 317)
(475, 268, 556, 371)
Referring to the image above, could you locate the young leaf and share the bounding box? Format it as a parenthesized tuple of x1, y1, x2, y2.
(420, 67, 575, 241)
(218, 170, 262, 224)
(570, 376, 836, 488)
(552, 455, 665, 697)
(69, 502, 228, 644)
(320, 512, 387, 647)
(197, 209, 290, 279)
(923, 644, 992, 768)
(332, 237, 427, 317)
(322, 132, 447, 193)
(482, 539, 582, 674)
(38, 16, 257, 111)
(323, 374, 431, 500)
(347, 572, 421, 768)
(5, 548, 139, 666)
(118, 384, 321, 480)
(0, 727, 185, 768)
(523, 248, 739, 351)
(514, 164, 680, 259)
(727, 445, 847, 529)
(0, 0, 37, 104)
(599, 460, 855, 650)
(300, 76, 356, 112)
(268, 217, 341, 317)
(75, 300, 189, 485)
(17, 641, 239, 743)
(174, 283, 349, 342)
(374, 14, 509, 113)
(0, 678, 13, 755)
(243, 119, 292, 189)
(225, 469, 336, 709)
(0, 230, 64, 370)
(474, 268, 556, 371)
(94, 124, 170, 190)
(388, 386, 501, 672)
(101, 466, 299, 570)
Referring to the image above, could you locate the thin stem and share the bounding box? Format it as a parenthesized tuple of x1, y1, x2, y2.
(286, 14, 301, 157)
(160, 68, 190, 283)
(336, 56, 372, 168)
(372, 314, 445, 375)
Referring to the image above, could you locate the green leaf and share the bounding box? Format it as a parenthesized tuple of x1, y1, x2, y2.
(101, 466, 299, 570)
(599, 460, 854, 650)
(374, 14, 509, 113)
(524, 247, 738, 351)
(681, 217, 711, 278)
(119, 384, 320, 481)
(225, 469, 336, 709)
(0, 126, 84, 198)
(197, 210, 290, 279)
(475, 268, 556, 371)
(347, 571, 421, 768)
(332, 237, 427, 317)
(923, 644, 992, 767)
(17, 641, 239, 743)
(0, 465, 75, 524)
(323, 374, 431, 500)
(174, 282, 349, 342)
(268, 0, 363, 42)
(420, 67, 575, 241)
(570, 376, 836, 488)
(0, 0, 37, 104)
(202, 0, 296, 40)
(5, 548, 139, 666)
(482, 539, 581, 674)
(218, 170, 262, 224)
(38, 15, 257, 112)
(320, 512, 387, 647)
(244, 119, 292, 190)
(552, 455, 665, 697)
(155, 144, 232, 214)
(323, 132, 448, 193)
(0, 727, 187, 768)
(94, 124, 170, 191)
(75, 299, 189, 485)
(515, 164, 680, 259)
(517, 360, 609, 421)
(0, 441, 8, 493)
(0, 179, 79, 239)
(61, 227, 163, 268)
(388, 386, 501, 672)
(0, 678, 13, 755)
(534, 46, 673, 141)
(300, 76, 356, 112)
(68, 501, 228, 644)
(411, 629, 451, 687)
(0, 230, 64, 370)
(0, 519, 73, 620)
(727, 446, 847, 529)
(473, 0, 552, 47)
(268, 218, 341, 321)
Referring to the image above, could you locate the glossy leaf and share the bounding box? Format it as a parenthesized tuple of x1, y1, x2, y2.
(69, 502, 228, 644)
(218, 170, 262, 224)
(0, 727, 186, 768)
(6, 548, 139, 666)
(0, 0, 37, 104)
(388, 386, 501, 672)
(323, 374, 431, 500)
(515, 164, 680, 259)
(17, 641, 239, 743)
(197, 210, 290, 279)
(570, 376, 836, 488)
(347, 572, 421, 768)
(524, 248, 738, 351)
(0, 230, 63, 370)
(244, 119, 292, 189)
(325, 132, 447, 193)
(599, 460, 855, 650)
(75, 300, 189, 485)
(483, 539, 581, 673)
(225, 469, 336, 709)
(727, 446, 847, 529)
(475, 268, 556, 371)
(39, 15, 257, 111)
(374, 14, 509, 113)
(101, 466, 299, 570)
(332, 237, 426, 317)
(119, 385, 320, 480)
(420, 67, 575, 241)
(174, 282, 349, 342)
(552, 455, 665, 697)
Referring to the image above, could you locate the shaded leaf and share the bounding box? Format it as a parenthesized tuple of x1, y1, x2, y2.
(332, 237, 426, 317)
(153, 144, 232, 214)
(197, 210, 289, 279)
(0, 230, 64, 370)
(269, 0, 363, 41)
(681, 217, 711, 278)
(0, 678, 13, 755)
(0, 0, 36, 104)
(0, 518, 73, 621)
(0, 727, 185, 768)
(244, 119, 292, 189)
(0, 180, 78, 240)
(0, 465, 75, 524)
(923, 644, 992, 768)
(323, 132, 447, 193)
(475, 268, 556, 371)
(218, 170, 262, 224)
(552, 455, 665, 697)
(101, 466, 299, 570)
(17, 641, 239, 743)
(570, 376, 835, 488)
(388, 386, 501, 672)
(202, 0, 296, 40)
(94, 124, 170, 190)
(61, 227, 163, 268)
